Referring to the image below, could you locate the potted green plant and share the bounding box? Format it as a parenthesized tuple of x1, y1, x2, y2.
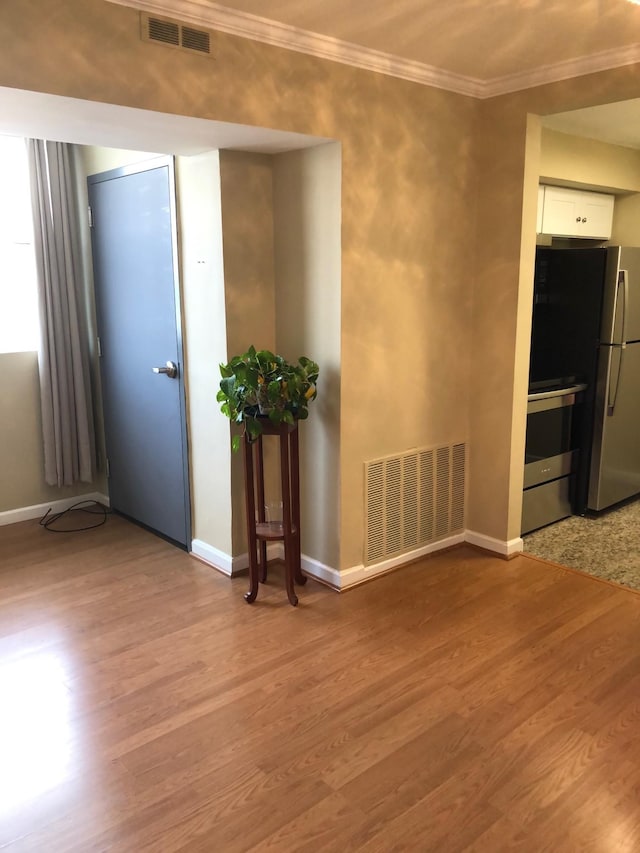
(217, 346, 319, 451)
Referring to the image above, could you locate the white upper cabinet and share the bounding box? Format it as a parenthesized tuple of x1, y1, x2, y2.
(538, 186, 615, 239)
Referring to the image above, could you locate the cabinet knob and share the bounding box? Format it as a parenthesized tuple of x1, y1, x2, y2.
(576, 217, 581, 222)
(582, 217, 587, 223)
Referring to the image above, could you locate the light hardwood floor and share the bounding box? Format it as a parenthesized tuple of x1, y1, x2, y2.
(1, 514, 640, 852)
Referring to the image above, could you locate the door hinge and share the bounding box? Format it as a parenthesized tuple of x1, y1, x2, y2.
(88, 205, 94, 228)
(105, 458, 110, 477)
(97, 336, 102, 357)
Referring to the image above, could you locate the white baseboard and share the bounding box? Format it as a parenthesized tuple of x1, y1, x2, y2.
(465, 530, 524, 557)
(191, 528, 523, 589)
(0, 492, 110, 527)
(190, 539, 283, 577)
(338, 532, 467, 590)
(191, 537, 338, 586)
(190, 539, 234, 576)
(300, 553, 342, 589)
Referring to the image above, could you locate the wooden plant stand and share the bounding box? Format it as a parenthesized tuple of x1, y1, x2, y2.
(242, 420, 307, 606)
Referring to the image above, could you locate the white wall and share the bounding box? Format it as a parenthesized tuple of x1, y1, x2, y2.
(176, 151, 233, 558)
(82, 147, 162, 176)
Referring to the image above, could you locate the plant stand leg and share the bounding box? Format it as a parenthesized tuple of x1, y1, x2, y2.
(256, 435, 268, 583)
(243, 435, 259, 603)
(281, 430, 298, 607)
(290, 426, 306, 585)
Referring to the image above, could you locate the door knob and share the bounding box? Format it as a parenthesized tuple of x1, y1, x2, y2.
(152, 361, 178, 379)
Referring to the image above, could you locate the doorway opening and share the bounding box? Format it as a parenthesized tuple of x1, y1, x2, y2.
(0, 87, 341, 566)
(520, 99, 640, 592)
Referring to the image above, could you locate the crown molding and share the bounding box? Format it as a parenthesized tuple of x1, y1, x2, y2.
(106, 0, 640, 100)
(482, 42, 640, 98)
(105, 0, 484, 97)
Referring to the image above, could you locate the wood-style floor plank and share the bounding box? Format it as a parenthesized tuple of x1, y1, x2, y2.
(2, 514, 640, 851)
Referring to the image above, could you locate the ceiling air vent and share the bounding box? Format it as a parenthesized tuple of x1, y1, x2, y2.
(181, 26, 210, 54)
(141, 14, 213, 57)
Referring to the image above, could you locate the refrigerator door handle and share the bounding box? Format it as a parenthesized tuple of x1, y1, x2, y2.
(607, 346, 624, 416)
(620, 269, 629, 348)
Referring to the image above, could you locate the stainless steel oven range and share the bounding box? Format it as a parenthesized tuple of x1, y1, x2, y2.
(521, 383, 587, 535)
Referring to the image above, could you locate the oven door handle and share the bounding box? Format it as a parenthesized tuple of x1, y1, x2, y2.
(527, 383, 587, 403)
(527, 383, 586, 414)
(527, 395, 574, 414)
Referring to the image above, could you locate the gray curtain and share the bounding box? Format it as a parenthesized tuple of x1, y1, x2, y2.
(27, 139, 94, 487)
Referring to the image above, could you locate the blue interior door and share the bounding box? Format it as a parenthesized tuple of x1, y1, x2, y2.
(88, 158, 190, 547)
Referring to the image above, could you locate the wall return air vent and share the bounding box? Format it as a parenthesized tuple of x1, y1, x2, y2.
(365, 442, 466, 566)
(141, 13, 213, 56)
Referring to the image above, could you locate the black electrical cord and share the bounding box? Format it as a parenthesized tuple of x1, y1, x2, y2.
(39, 500, 110, 533)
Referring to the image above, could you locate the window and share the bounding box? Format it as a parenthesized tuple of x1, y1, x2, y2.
(0, 136, 39, 353)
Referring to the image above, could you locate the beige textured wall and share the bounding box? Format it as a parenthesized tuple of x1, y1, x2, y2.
(469, 105, 529, 541)
(219, 150, 279, 554)
(273, 143, 342, 569)
(176, 150, 232, 555)
(336, 92, 477, 569)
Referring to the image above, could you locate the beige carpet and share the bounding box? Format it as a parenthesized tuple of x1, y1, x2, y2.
(523, 497, 640, 591)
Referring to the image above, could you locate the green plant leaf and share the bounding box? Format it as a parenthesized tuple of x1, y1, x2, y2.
(219, 376, 236, 395)
(245, 416, 262, 441)
(266, 379, 280, 402)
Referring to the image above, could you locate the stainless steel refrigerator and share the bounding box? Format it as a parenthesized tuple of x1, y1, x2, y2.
(588, 246, 640, 511)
